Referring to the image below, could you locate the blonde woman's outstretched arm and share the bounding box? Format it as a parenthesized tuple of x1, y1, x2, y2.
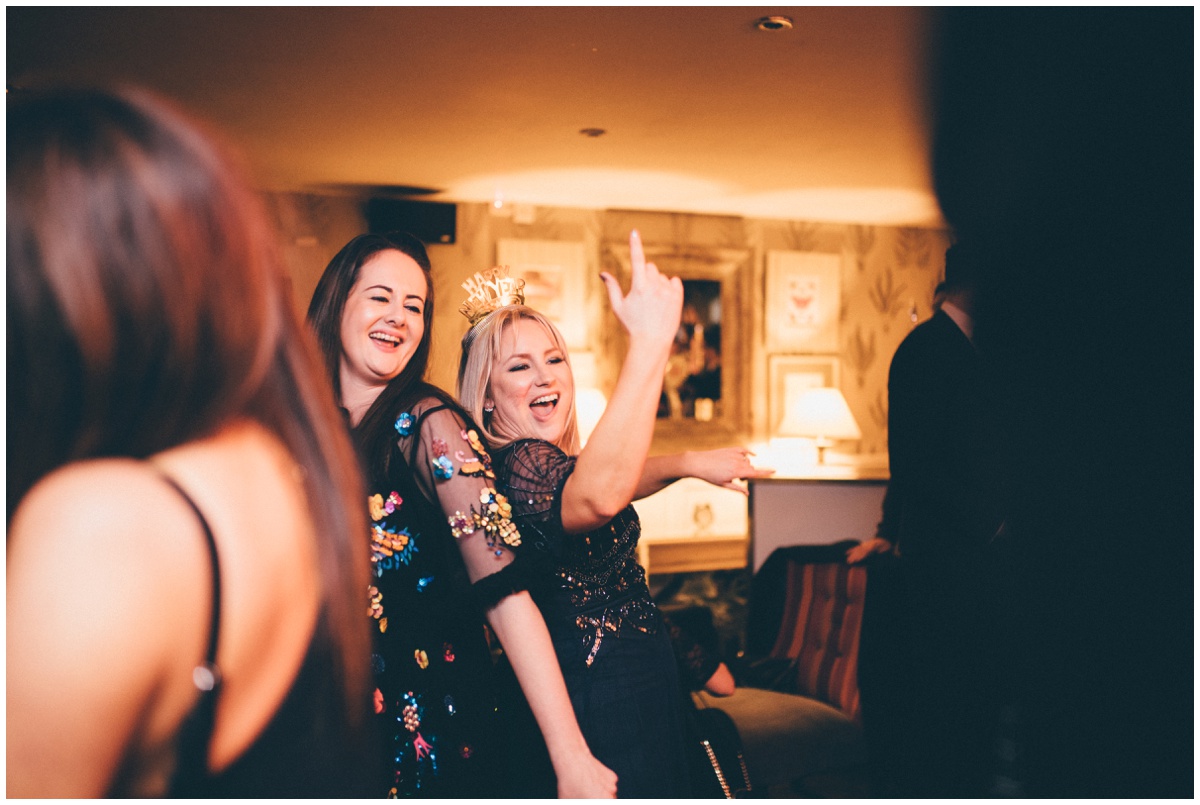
(561, 230, 683, 532)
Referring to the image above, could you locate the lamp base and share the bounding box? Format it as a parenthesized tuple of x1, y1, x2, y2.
(814, 438, 834, 464)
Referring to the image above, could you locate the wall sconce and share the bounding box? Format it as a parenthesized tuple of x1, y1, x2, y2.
(777, 387, 861, 464)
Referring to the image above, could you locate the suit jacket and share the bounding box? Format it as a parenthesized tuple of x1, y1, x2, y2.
(886, 310, 1002, 561)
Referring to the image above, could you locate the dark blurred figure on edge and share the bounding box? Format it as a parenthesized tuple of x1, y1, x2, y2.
(853, 242, 1005, 798)
(844, 263, 984, 801)
(930, 8, 1191, 798)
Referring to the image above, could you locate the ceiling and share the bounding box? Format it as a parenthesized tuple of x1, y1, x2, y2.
(8, 6, 944, 226)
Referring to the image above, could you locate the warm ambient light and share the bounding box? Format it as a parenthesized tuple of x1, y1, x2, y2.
(777, 387, 861, 464)
(441, 170, 943, 227)
(574, 387, 607, 446)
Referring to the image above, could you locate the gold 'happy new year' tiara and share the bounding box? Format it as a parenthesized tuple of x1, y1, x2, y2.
(459, 266, 526, 326)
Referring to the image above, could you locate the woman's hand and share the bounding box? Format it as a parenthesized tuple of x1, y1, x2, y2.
(846, 537, 893, 564)
(555, 753, 619, 799)
(685, 447, 776, 495)
(599, 229, 682, 350)
(484, 592, 617, 797)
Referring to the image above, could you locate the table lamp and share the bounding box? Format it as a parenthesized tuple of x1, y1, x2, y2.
(778, 387, 861, 465)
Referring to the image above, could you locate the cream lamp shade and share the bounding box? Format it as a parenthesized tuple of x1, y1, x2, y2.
(778, 387, 861, 463)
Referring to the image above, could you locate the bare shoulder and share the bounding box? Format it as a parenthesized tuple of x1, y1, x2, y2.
(13, 458, 206, 553)
(13, 458, 200, 546)
(7, 459, 211, 797)
(9, 458, 211, 643)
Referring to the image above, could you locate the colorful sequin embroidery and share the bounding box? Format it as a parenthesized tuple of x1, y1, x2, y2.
(394, 412, 415, 436)
(370, 491, 403, 521)
(465, 429, 488, 456)
(457, 429, 496, 479)
(398, 691, 437, 769)
(368, 586, 388, 634)
(401, 691, 421, 732)
(368, 489, 419, 636)
(431, 455, 454, 480)
(387, 690, 441, 796)
(458, 457, 487, 477)
(448, 511, 475, 538)
(446, 488, 521, 554)
(480, 488, 521, 548)
(372, 523, 418, 571)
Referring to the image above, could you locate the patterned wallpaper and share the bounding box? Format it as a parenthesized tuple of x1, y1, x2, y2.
(753, 218, 950, 455)
(268, 192, 950, 457)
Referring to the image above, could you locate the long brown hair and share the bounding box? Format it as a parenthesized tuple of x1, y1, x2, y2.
(307, 232, 467, 475)
(6, 86, 371, 718)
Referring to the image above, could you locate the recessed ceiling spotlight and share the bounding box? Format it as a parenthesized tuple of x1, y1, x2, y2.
(579, 128, 606, 138)
(755, 16, 794, 32)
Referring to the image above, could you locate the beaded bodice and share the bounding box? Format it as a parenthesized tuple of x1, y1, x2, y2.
(494, 439, 659, 666)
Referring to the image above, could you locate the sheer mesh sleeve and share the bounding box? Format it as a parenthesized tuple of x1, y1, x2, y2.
(398, 400, 523, 589)
(498, 439, 577, 559)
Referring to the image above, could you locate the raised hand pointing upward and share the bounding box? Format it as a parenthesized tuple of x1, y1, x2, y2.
(599, 229, 683, 351)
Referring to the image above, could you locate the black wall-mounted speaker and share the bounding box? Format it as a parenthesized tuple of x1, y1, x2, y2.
(364, 198, 457, 245)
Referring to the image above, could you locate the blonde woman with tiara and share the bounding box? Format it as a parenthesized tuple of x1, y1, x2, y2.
(457, 231, 772, 797)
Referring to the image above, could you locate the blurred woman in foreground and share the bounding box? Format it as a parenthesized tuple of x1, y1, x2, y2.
(7, 86, 376, 797)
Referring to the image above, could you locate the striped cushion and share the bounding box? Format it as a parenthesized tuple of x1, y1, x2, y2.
(749, 543, 866, 722)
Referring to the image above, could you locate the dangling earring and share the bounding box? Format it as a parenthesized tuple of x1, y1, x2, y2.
(484, 403, 494, 413)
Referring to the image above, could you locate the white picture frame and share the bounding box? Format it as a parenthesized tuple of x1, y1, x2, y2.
(765, 250, 842, 352)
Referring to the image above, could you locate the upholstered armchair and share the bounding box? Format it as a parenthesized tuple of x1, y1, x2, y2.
(693, 542, 871, 796)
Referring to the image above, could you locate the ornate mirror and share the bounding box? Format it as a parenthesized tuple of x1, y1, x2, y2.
(603, 243, 750, 452)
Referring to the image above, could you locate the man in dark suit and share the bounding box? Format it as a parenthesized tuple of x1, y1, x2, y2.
(882, 242, 1005, 797)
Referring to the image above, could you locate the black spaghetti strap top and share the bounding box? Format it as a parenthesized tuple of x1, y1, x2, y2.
(156, 471, 225, 795)
(147, 469, 380, 799)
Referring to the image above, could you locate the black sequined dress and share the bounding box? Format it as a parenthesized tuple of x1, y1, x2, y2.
(494, 438, 689, 798)
(362, 398, 524, 798)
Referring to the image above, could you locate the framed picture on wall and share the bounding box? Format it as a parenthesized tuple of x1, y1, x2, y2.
(496, 239, 587, 348)
(765, 251, 842, 352)
(768, 355, 840, 435)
